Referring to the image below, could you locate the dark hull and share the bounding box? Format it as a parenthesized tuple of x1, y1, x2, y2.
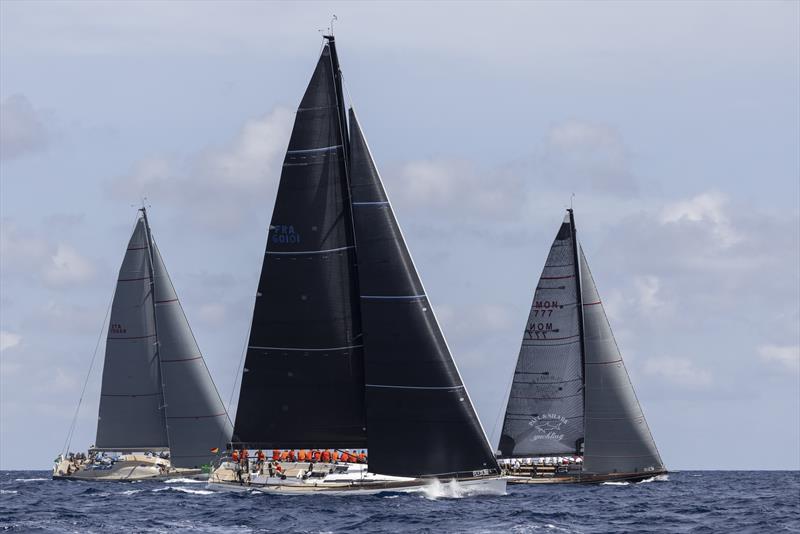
(506, 470, 668, 485)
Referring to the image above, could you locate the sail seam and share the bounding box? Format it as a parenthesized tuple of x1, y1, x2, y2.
(265, 245, 354, 255)
(541, 275, 575, 280)
(352, 201, 389, 206)
(127, 245, 148, 251)
(167, 412, 227, 420)
(366, 384, 464, 390)
(583, 301, 602, 306)
(286, 144, 342, 154)
(107, 334, 156, 340)
(101, 392, 161, 397)
(585, 359, 623, 365)
(360, 294, 426, 300)
(155, 298, 179, 304)
(249, 344, 363, 352)
(160, 356, 203, 363)
(117, 276, 149, 282)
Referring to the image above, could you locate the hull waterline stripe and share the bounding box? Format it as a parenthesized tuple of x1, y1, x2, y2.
(250, 344, 363, 352)
(366, 384, 464, 390)
(266, 245, 354, 255)
(286, 144, 342, 154)
(360, 294, 426, 300)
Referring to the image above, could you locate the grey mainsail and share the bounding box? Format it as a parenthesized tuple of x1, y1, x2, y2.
(580, 246, 664, 474)
(232, 40, 367, 449)
(151, 241, 233, 468)
(498, 213, 585, 458)
(349, 109, 499, 477)
(96, 218, 168, 450)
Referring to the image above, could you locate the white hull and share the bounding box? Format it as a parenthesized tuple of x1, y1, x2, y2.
(207, 462, 506, 496)
(53, 454, 203, 482)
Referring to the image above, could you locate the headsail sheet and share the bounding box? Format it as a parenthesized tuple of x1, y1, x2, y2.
(498, 214, 584, 458)
(96, 218, 168, 450)
(232, 44, 367, 449)
(580, 246, 664, 474)
(151, 241, 233, 468)
(349, 110, 498, 477)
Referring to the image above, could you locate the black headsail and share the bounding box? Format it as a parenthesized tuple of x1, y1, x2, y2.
(349, 109, 499, 478)
(232, 38, 367, 449)
(497, 212, 585, 458)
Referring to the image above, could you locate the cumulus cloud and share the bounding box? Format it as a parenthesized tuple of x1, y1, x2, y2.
(758, 345, 800, 373)
(643, 357, 713, 388)
(0, 331, 21, 352)
(540, 120, 637, 196)
(660, 191, 740, 246)
(1, 220, 96, 288)
(41, 244, 96, 287)
(108, 108, 293, 233)
(386, 159, 525, 220)
(0, 94, 48, 161)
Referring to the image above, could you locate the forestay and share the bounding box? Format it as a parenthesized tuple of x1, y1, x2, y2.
(349, 110, 499, 478)
(498, 213, 585, 458)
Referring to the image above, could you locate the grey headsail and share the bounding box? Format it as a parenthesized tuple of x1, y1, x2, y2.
(579, 245, 664, 474)
(498, 213, 585, 458)
(96, 218, 168, 450)
(151, 240, 233, 468)
(232, 40, 367, 449)
(349, 109, 499, 478)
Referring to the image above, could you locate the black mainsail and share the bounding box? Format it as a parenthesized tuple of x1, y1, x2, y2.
(232, 37, 498, 479)
(349, 110, 498, 477)
(498, 210, 664, 476)
(96, 210, 233, 467)
(233, 40, 366, 449)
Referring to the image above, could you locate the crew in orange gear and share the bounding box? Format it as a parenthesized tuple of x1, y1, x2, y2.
(298, 450, 306, 462)
(340, 451, 349, 463)
(280, 450, 289, 461)
(322, 450, 331, 463)
(257, 450, 266, 464)
(272, 450, 280, 461)
(358, 450, 366, 463)
(288, 449, 296, 462)
(231, 450, 240, 463)
(332, 450, 340, 463)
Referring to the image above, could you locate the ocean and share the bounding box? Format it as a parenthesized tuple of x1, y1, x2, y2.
(1, 471, 797, 533)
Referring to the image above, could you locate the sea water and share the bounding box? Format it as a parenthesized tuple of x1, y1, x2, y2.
(1, 470, 797, 532)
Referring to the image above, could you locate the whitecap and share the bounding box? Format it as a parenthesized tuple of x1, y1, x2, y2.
(119, 489, 144, 495)
(601, 481, 630, 486)
(1, 489, 18, 494)
(420, 478, 507, 500)
(637, 474, 670, 484)
(164, 477, 204, 484)
(169, 486, 214, 495)
(13, 478, 48, 482)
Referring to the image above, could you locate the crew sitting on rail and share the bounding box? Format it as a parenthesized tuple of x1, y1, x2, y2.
(231, 449, 240, 463)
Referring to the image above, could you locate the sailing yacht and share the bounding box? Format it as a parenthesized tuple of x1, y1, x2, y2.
(53, 208, 233, 481)
(208, 35, 504, 494)
(496, 210, 667, 483)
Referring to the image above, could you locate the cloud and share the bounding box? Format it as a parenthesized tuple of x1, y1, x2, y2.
(41, 244, 95, 288)
(0, 94, 48, 161)
(660, 191, 740, 246)
(643, 356, 713, 388)
(108, 107, 293, 233)
(540, 120, 637, 196)
(1, 221, 96, 288)
(386, 159, 525, 220)
(0, 331, 21, 352)
(758, 345, 800, 373)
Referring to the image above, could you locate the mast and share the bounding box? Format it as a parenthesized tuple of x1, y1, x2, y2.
(140, 206, 170, 448)
(324, 35, 351, 163)
(568, 208, 586, 458)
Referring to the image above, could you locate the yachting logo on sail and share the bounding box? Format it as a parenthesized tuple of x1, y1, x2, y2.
(528, 413, 568, 441)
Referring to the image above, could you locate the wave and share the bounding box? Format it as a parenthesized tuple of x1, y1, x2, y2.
(164, 478, 204, 484)
(601, 481, 630, 486)
(638, 474, 670, 484)
(13, 478, 48, 482)
(420, 479, 507, 500)
(0, 489, 18, 494)
(153, 486, 214, 495)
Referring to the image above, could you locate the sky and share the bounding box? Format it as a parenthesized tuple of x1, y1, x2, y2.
(1, 1, 798, 470)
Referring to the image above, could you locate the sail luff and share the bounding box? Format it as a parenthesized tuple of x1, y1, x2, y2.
(140, 207, 171, 449)
(569, 208, 587, 460)
(349, 109, 498, 477)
